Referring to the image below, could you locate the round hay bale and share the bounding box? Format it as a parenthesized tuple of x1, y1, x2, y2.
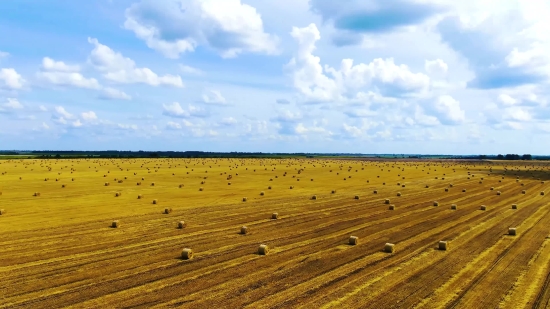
(112, 220, 120, 228)
(164, 208, 172, 214)
(243, 197, 247, 202)
(228, 182, 231, 185)
(522, 190, 526, 194)
(271, 212, 279, 219)
(240, 226, 248, 234)
(115, 192, 121, 197)
(260, 191, 264, 196)
(438, 241, 448, 251)
(542, 191, 545, 196)
(105, 182, 110, 186)
(331, 190, 336, 194)
(153, 199, 158, 204)
(450, 184, 454, 187)
(425, 185, 429, 188)
(373, 190, 378, 194)
(451, 204, 457, 210)
(178, 221, 186, 229)
(268, 186, 272, 189)
(0, 209, 5, 215)
(258, 244, 269, 255)
(349, 236, 359, 245)
(181, 248, 194, 260)
(396, 192, 402, 197)
(289, 186, 294, 189)
(385, 199, 390, 204)
(137, 194, 142, 199)
(61, 184, 66, 188)
(311, 195, 317, 200)
(508, 228, 517, 236)
(490, 187, 494, 190)
(497, 191, 501, 195)
(480, 205, 487, 211)
(445, 188, 449, 192)
(179, 184, 184, 188)
(151, 182, 155, 186)
(462, 189, 466, 192)
(384, 243, 395, 253)
(433, 201, 439, 206)
(512, 204, 518, 209)
(389, 204, 395, 210)
(199, 187, 204, 191)
(354, 195, 360, 200)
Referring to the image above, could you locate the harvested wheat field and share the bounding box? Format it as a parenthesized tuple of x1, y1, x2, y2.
(1, 158, 550, 308)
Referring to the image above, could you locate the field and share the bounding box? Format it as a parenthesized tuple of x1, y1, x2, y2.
(1, 158, 550, 308)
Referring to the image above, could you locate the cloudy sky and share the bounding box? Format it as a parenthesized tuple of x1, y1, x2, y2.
(1, 0, 549, 154)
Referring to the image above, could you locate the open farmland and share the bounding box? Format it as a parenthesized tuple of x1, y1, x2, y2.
(1, 158, 550, 308)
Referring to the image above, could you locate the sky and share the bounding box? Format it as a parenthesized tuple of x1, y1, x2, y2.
(1, 0, 550, 154)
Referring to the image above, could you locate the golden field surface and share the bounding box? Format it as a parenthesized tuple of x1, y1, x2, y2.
(1, 158, 550, 308)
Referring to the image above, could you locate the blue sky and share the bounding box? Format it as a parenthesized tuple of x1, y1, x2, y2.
(1, 0, 550, 154)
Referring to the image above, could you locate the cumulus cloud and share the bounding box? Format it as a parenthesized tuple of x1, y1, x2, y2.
(162, 102, 207, 118)
(88, 37, 183, 87)
(0, 98, 23, 113)
(123, 0, 279, 58)
(81, 111, 98, 121)
(219, 117, 237, 126)
(37, 57, 100, 89)
(99, 87, 132, 100)
(431, 95, 466, 125)
(286, 23, 430, 104)
(424, 59, 448, 78)
(0, 68, 25, 89)
(201, 90, 227, 105)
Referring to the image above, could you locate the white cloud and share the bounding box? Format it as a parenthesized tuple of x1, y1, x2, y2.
(424, 59, 448, 78)
(117, 123, 138, 130)
(37, 57, 100, 89)
(72, 119, 83, 127)
(497, 94, 518, 106)
(42, 57, 80, 72)
(123, 0, 280, 59)
(0, 98, 23, 113)
(220, 117, 237, 126)
(42, 122, 49, 130)
(81, 111, 98, 121)
(99, 87, 132, 100)
(201, 90, 227, 105)
(88, 37, 183, 87)
(166, 121, 182, 130)
(286, 23, 430, 104)
(0, 51, 9, 59)
(39, 105, 48, 112)
(179, 64, 203, 75)
(0, 68, 25, 89)
(162, 102, 207, 118)
(54, 106, 75, 119)
(432, 95, 466, 125)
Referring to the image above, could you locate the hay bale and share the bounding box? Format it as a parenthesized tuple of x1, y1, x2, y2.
(311, 195, 317, 200)
(385, 199, 390, 204)
(243, 197, 248, 202)
(137, 194, 142, 199)
(153, 199, 158, 204)
(490, 187, 494, 190)
(508, 228, 517, 236)
(240, 226, 248, 234)
(260, 191, 265, 196)
(445, 188, 449, 192)
(349, 236, 359, 245)
(542, 191, 545, 196)
(433, 201, 439, 206)
(512, 204, 518, 209)
(396, 192, 402, 197)
(258, 244, 269, 255)
(389, 204, 395, 210)
(462, 189, 466, 192)
(271, 212, 279, 219)
(151, 182, 155, 186)
(164, 208, 172, 214)
(373, 190, 378, 194)
(497, 191, 501, 195)
(228, 182, 231, 185)
(61, 184, 66, 188)
(105, 182, 110, 186)
(33, 192, 40, 197)
(115, 192, 121, 197)
(438, 241, 448, 251)
(425, 185, 429, 188)
(331, 190, 336, 194)
(522, 190, 526, 194)
(112, 220, 120, 228)
(0, 209, 4, 215)
(177, 221, 187, 229)
(480, 205, 487, 211)
(384, 243, 395, 253)
(268, 186, 272, 190)
(289, 186, 294, 189)
(199, 187, 204, 191)
(451, 204, 457, 210)
(181, 248, 194, 260)
(179, 184, 184, 188)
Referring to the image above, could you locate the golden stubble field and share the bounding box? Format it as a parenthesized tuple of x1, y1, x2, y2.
(1, 157, 550, 309)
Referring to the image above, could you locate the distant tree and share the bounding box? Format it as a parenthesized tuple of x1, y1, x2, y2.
(497, 154, 504, 159)
(479, 155, 487, 159)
